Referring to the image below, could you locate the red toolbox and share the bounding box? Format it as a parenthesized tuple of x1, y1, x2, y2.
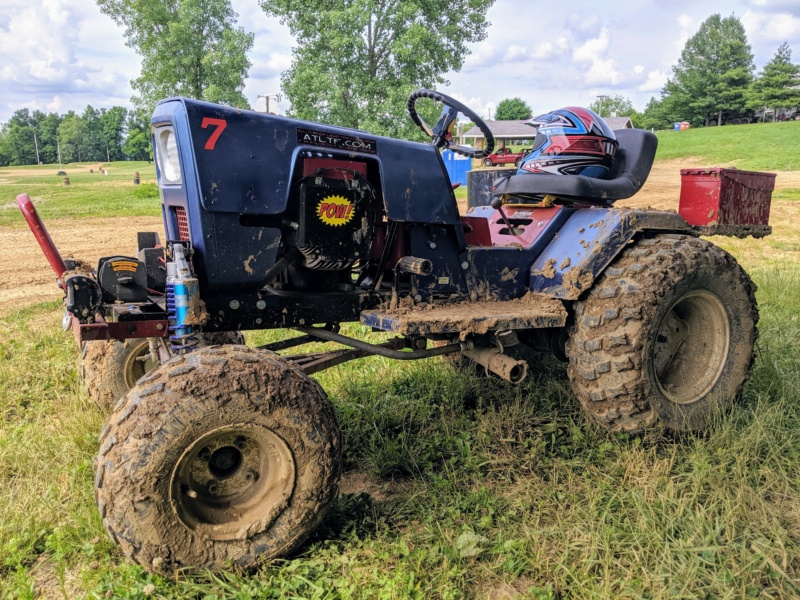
(678, 168, 775, 237)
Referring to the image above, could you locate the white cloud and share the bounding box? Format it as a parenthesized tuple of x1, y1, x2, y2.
(531, 42, 555, 59)
(573, 28, 611, 62)
(572, 28, 620, 86)
(639, 69, 668, 92)
(463, 42, 502, 71)
(0, 0, 137, 119)
(741, 10, 800, 43)
(633, 65, 645, 75)
(503, 45, 529, 62)
(585, 58, 621, 85)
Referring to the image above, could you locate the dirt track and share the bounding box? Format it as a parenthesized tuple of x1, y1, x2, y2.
(2, 161, 799, 311)
(3, 216, 162, 310)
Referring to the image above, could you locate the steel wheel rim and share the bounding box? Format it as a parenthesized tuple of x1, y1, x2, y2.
(123, 341, 158, 389)
(170, 423, 296, 540)
(653, 290, 730, 405)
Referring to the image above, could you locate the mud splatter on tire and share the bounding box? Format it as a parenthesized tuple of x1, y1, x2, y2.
(81, 332, 244, 413)
(94, 345, 341, 573)
(566, 234, 758, 433)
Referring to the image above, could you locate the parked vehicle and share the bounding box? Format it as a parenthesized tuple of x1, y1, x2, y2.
(17, 88, 773, 574)
(482, 146, 530, 167)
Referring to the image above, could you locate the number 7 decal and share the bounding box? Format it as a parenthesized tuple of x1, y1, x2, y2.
(201, 117, 227, 150)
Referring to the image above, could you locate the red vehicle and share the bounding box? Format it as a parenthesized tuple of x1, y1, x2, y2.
(482, 146, 530, 167)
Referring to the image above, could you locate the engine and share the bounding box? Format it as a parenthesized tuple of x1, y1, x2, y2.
(279, 158, 377, 291)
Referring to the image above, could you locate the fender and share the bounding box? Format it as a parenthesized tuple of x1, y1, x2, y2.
(529, 208, 692, 300)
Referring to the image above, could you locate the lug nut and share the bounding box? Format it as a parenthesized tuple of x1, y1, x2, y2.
(207, 482, 219, 494)
(235, 437, 247, 450)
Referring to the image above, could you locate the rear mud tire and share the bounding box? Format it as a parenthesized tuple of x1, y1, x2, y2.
(566, 235, 758, 433)
(81, 332, 244, 413)
(94, 345, 341, 573)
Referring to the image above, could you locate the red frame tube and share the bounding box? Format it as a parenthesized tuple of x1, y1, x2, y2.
(16, 193, 68, 287)
(72, 314, 169, 342)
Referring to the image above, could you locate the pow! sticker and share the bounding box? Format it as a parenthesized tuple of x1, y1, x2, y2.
(317, 195, 355, 226)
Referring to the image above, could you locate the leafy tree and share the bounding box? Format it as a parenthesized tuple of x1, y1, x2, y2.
(638, 97, 673, 131)
(589, 95, 634, 118)
(123, 110, 153, 161)
(81, 106, 107, 161)
(97, 0, 254, 113)
(59, 112, 85, 163)
(662, 14, 754, 126)
(2, 110, 37, 166)
(261, 0, 494, 139)
(749, 42, 800, 113)
(100, 106, 129, 161)
(37, 112, 62, 164)
(495, 97, 532, 120)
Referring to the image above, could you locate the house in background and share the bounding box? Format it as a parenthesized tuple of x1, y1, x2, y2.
(462, 116, 634, 149)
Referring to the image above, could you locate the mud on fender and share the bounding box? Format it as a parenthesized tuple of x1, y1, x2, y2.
(529, 208, 691, 300)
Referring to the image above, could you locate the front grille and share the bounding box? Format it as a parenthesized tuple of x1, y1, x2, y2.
(174, 206, 190, 241)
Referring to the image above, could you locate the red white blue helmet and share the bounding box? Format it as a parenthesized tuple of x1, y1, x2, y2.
(518, 107, 618, 178)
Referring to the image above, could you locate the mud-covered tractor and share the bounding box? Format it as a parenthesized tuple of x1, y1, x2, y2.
(18, 90, 774, 573)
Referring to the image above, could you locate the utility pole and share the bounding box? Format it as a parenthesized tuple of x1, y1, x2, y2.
(57, 139, 62, 169)
(33, 133, 40, 165)
(257, 93, 282, 114)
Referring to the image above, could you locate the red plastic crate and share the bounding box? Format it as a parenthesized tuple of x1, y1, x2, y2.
(678, 168, 775, 237)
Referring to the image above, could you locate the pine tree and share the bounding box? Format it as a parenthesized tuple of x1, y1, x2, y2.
(750, 42, 800, 116)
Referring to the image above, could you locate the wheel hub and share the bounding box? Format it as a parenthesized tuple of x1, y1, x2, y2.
(653, 290, 730, 405)
(124, 341, 158, 389)
(170, 423, 296, 540)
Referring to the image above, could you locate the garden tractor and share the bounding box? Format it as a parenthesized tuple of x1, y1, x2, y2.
(17, 89, 773, 573)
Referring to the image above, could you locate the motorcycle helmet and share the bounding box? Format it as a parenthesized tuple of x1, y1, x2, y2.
(517, 107, 618, 178)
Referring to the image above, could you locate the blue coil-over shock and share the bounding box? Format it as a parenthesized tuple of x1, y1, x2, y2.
(166, 243, 200, 353)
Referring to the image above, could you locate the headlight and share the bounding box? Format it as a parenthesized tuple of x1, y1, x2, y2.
(155, 127, 182, 185)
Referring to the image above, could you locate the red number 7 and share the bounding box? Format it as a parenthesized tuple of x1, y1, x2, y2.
(201, 117, 227, 150)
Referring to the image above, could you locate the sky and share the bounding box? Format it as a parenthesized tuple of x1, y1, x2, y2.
(1, 0, 799, 124)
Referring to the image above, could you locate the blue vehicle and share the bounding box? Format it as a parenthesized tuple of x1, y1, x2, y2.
(19, 89, 764, 573)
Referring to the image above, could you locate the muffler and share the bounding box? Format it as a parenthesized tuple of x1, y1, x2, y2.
(462, 346, 528, 384)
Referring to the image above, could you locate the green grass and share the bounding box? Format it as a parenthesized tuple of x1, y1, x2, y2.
(0, 161, 160, 227)
(2, 137, 800, 597)
(655, 121, 800, 171)
(1, 268, 800, 598)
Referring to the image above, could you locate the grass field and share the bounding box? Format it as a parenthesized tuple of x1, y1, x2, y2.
(1, 126, 800, 598)
(655, 120, 800, 172)
(0, 162, 159, 227)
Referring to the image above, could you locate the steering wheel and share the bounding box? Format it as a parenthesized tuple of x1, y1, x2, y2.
(407, 89, 495, 158)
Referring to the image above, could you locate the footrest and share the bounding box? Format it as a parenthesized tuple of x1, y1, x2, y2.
(360, 294, 567, 336)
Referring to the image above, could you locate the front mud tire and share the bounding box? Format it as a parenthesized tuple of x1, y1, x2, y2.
(566, 235, 758, 433)
(81, 332, 244, 413)
(94, 345, 341, 573)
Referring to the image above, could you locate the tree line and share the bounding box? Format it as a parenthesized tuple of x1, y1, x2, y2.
(0, 106, 152, 167)
(641, 14, 800, 129)
(493, 14, 800, 131)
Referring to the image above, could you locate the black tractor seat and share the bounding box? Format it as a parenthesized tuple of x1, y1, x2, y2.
(491, 128, 658, 206)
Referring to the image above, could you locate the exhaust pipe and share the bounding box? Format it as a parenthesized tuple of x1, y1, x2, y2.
(463, 346, 528, 384)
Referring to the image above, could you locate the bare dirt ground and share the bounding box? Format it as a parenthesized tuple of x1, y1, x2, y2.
(1, 216, 162, 310)
(2, 161, 799, 312)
